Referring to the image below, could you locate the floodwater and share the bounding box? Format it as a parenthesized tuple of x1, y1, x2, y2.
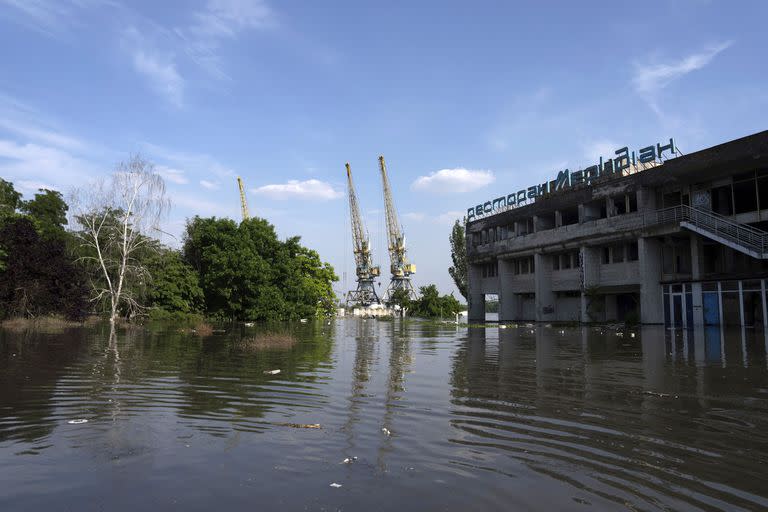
(2, 321, 768, 511)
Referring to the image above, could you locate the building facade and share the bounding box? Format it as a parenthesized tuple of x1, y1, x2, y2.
(466, 130, 768, 327)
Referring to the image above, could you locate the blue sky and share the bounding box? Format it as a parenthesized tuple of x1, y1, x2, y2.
(0, 0, 766, 298)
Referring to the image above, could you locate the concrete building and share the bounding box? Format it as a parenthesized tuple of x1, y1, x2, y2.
(467, 130, 768, 327)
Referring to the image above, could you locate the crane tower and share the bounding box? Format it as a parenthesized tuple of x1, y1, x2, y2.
(237, 176, 250, 221)
(345, 163, 381, 306)
(379, 155, 417, 302)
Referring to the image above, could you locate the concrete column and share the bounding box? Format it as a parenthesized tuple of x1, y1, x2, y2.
(639, 237, 664, 323)
(690, 234, 704, 326)
(468, 263, 485, 323)
(604, 294, 617, 321)
(637, 187, 657, 212)
(580, 246, 600, 322)
(535, 253, 556, 322)
(498, 258, 519, 322)
(555, 210, 563, 228)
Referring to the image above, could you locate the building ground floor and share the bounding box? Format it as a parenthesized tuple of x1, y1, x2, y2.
(468, 232, 768, 327)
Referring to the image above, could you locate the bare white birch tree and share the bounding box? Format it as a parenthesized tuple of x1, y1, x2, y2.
(70, 155, 169, 324)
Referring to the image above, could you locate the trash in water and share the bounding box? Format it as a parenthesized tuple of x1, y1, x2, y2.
(275, 422, 321, 429)
(300, 318, 308, 323)
(342, 456, 358, 464)
(264, 369, 281, 375)
(67, 419, 88, 424)
(244, 322, 254, 327)
(381, 427, 391, 436)
(329, 483, 342, 488)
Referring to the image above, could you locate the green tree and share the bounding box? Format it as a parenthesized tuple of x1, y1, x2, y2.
(183, 216, 337, 321)
(409, 284, 464, 319)
(448, 218, 467, 300)
(144, 249, 204, 315)
(21, 189, 68, 239)
(386, 287, 414, 312)
(0, 179, 21, 215)
(0, 217, 88, 320)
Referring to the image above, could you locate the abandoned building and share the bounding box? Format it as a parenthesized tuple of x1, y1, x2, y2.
(466, 130, 768, 327)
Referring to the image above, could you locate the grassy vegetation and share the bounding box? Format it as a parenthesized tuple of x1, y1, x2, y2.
(0, 315, 92, 332)
(236, 332, 297, 351)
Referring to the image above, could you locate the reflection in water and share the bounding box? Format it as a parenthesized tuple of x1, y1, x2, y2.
(451, 325, 768, 510)
(1, 321, 768, 511)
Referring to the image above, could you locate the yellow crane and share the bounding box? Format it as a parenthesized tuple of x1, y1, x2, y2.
(345, 162, 380, 306)
(237, 176, 250, 221)
(379, 155, 417, 302)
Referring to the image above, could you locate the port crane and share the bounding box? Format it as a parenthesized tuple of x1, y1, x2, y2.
(345, 162, 381, 306)
(237, 176, 250, 221)
(379, 155, 417, 302)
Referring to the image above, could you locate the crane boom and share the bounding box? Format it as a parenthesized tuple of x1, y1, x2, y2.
(378, 155, 417, 303)
(345, 163, 380, 306)
(347, 163, 367, 269)
(237, 176, 250, 221)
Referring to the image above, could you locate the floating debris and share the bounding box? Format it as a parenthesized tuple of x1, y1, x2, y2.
(67, 419, 88, 425)
(643, 391, 671, 398)
(329, 483, 342, 488)
(244, 322, 254, 327)
(300, 318, 308, 323)
(381, 427, 391, 436)
(264, 369, 281, 375)
(342, 457, 358, 464)
(275, 422, 321, 429)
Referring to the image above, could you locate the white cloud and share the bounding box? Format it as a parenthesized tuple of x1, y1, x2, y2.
(0, 93, 89, 152)
(142, 142, 237, 180)
(583, 140, 621, 162)
(252, 179, 342, 200)
(0, 118, 87, 152)
(173, 191, 236, 217)
(156, 165, 188, 185)
(200, 179, 220, 190)
(0, 0, 91, 37)
(177, 0, 275, 80)
(435, 211, 465, 225)
(632, 42, 732, 95)
(403, 212, 425, 222)
(131, 49, 185, 108)
(16, 180, 57, 194)
(0, 139, 94, 192)
(189, 0, 273, 39)
(411, 168, 495, 194)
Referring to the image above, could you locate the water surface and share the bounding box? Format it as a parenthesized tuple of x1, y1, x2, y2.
(1, 321, 767, 511)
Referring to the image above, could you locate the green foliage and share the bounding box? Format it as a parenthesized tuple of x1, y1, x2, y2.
(144, 249, 204, 315)
(387, 288, 413, 310)
(0, 179, 21, 215)
(183, 216, 338, 321)
(448, 218, 467, 300)
(0, 217, 88, 320)
(21, 189, 68, 239)
(409, 284, 464, 319)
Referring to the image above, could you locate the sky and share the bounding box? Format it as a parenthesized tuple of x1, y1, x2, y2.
(0, 0, 766, 299)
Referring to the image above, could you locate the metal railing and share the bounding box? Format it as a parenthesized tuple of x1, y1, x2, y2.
(469, 204, 768, 259)
(650, 205, 768, 256)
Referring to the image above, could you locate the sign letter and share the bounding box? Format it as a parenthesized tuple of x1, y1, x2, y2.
(657, 138, 675, 159)
(614, 147, 630, 174)
(638, 145, 656, 163)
